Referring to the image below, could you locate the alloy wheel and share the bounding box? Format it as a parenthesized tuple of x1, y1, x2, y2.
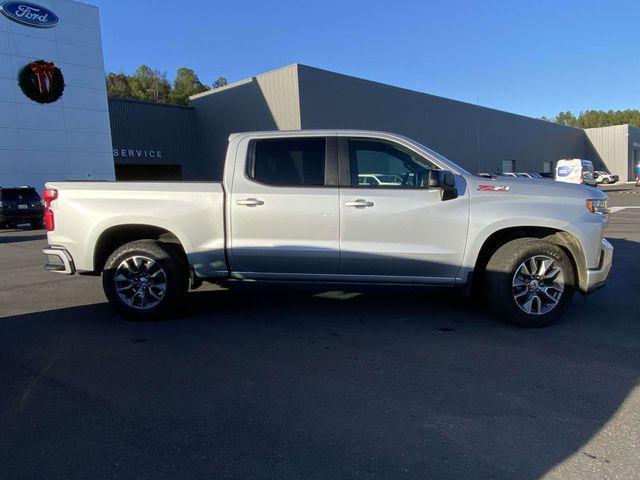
(114, 255, 167, 310)
(512, 255, 565, 315)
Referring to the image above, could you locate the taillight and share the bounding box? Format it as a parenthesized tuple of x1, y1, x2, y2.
(43, 188, 58, 231)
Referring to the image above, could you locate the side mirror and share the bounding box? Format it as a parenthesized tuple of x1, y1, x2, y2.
(427, 170, 458, 200)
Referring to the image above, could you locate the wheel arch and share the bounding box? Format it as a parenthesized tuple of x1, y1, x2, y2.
(93, 224, 189, 274)
(471, 226, 588, 294)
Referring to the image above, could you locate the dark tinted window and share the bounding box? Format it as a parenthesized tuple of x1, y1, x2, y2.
(1, 188, 41, 202)
(252, 138, 326, 186)
(349, 139, 436, 188)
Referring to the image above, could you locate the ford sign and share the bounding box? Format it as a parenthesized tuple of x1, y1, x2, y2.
(0, 2, 59, 28)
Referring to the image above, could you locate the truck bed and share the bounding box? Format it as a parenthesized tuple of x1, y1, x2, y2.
(45, 181, 227, 278)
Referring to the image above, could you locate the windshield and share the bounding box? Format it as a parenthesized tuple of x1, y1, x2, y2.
(400, 136, 472, 175)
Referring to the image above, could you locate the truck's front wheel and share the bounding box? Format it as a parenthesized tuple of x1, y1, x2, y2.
(484, 238, 575, 327)
(102, 240, 188, 319)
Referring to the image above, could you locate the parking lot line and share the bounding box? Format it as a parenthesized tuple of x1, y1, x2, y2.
(610, 206, 640, 213)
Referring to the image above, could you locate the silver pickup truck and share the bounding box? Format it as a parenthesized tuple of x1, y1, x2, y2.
(42, 130, 613, 327)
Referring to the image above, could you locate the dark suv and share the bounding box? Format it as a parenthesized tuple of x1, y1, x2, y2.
(0, 187, 45, 230)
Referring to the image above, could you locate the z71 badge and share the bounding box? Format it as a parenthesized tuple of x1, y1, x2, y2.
(477, 185, 510, 192)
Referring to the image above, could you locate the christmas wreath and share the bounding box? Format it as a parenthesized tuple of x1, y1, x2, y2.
(18, 60, 65, 104)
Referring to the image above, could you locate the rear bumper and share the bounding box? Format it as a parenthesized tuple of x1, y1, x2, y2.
(584, 239, 613, 293)
(43, 247, 75, 275)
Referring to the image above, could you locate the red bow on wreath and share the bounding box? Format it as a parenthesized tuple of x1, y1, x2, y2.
(30, 62, 56, 94)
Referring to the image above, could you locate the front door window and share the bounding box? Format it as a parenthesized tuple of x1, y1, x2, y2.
(349, 139, 436, 188)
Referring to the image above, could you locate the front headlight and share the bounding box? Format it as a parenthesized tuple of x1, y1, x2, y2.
(586, 199, 609, 215)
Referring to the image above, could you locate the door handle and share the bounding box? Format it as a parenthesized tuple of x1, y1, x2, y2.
(236, 198, 264, 206)
(344, 199, 374, 208)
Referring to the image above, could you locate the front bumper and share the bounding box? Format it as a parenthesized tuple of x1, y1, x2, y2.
(585, 239, 613, 293)
(43, 247, 75, 275)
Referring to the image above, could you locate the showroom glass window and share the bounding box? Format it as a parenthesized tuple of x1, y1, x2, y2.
(250, 138, 326, 186)
(348, 139, 436, 188)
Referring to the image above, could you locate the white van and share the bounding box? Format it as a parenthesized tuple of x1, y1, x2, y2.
(555, 159, 597, 187)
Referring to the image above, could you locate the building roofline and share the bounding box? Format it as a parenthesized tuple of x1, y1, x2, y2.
(108, 96, 194, 110)
(295, 64, 588, 132)
(189, 63, 300, 101)
(190, 62, 585, 132)
(584, 124, 634, 131)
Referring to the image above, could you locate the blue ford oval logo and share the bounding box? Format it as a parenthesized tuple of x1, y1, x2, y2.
(557, 166, 574, 177)
(0, 1, 59, 28)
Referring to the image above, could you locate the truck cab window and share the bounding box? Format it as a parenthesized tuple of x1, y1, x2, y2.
(349, 139, 436, 188)
(251, 138, 326, 186)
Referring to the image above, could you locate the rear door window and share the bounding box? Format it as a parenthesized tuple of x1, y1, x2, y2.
(249, 138, 326, 187)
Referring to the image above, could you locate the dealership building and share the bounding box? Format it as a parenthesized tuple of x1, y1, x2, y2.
(2, 1, 639, 191)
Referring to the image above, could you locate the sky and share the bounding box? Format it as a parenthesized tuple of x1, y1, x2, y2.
(89, 0, 639, 119)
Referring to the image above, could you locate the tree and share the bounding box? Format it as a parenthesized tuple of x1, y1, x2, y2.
(172, 67, 210, 105)
(128, 65, 171, 103)
(554, 111, 577, 127)
(543, 109, 640, 129)
(213, 76, 228, 89)
(106, 72, 132, 99)
(105, 65, 225, 105)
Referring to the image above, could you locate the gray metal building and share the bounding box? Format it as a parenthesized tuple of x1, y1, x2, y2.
(190, 64, 596, 180)
(108, 98, 199, 180)
(585, 124, 640, 181)
(108, 64, 636, 182)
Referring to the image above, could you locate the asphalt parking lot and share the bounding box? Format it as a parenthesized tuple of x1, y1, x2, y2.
(1, 186, 639, 480)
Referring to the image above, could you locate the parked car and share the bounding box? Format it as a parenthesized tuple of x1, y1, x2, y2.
(0, 186, 44, 229)
(594, 171, 619, 185)
(42, 130, 613, 327)
(503, 172, 547, 179)
(555, 159, 598, 187)
(358, 174, 403, 186)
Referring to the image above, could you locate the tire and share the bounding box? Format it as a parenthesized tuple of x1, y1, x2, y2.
(30, 219, 43, 230)
(102, 240, 188, 320)
(484, 238, 575, 327)
(602, 178, 610, 184)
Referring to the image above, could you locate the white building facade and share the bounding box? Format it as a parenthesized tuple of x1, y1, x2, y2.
(0, 0, 113, 191)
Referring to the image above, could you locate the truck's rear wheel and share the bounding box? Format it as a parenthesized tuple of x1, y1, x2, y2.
(484, 238, 575, 327)
(102, 240, 188, 319)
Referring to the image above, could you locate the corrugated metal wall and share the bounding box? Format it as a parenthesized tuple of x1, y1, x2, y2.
(628, 126, 640, 181)
(190, 65, 301, 180)
(584, 125, 630, 180)
(297, 65, 586, 174)
(188, 63, 635, 180)
(108, 98, 201, 179)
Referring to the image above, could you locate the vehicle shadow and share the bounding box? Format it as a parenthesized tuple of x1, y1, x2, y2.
(0, 240, 638, 479)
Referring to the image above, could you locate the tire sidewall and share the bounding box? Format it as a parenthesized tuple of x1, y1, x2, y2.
(102, 240, 185, 320)
(485, 239, 575, 327)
